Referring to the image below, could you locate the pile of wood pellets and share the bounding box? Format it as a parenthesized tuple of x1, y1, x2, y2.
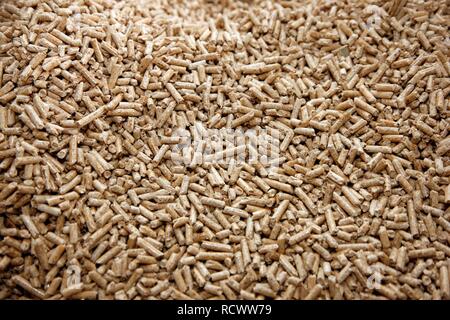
(0, 0, 449, 300)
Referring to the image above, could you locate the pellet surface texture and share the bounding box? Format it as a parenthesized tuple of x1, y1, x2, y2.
(0, 0, 449, 300)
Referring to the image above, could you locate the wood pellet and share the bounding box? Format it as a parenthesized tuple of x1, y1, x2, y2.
(0, 0, 449, 300)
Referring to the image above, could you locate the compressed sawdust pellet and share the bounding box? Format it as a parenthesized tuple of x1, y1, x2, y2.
(0, 0, 449, 300)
